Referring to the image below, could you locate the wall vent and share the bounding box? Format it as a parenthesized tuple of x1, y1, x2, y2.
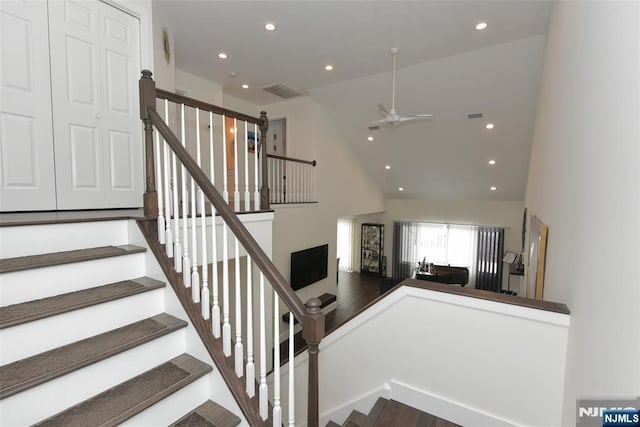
(261, 83, 305, 99)
(368, 125, 380, 131)
(468, 112, 484, 119)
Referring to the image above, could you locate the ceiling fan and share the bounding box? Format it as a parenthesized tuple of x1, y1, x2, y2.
(369, 48, 433, 127)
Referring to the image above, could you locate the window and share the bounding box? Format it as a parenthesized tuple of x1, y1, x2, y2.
(337, 218, 356, 272)
(392, 221, 504, 290)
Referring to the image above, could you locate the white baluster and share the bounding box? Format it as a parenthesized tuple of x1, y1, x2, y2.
(191, 109, 200, 302)
(209, 111, 220, 335)
(253, 123, 260, 210)
(268, 158, 274, 205)
(244, 121, 250, 211)
(163, 100, 173, 257)
(272, 292, 282, 427)
(194, 108, 204, 306)
(173, 103, 182, 273)
(288, 312, 295, 427)
(233, 118, 240, 211)
(222, 114, 229, 203)
(154, 125, 165, 244)
(246, 255, 255, 396)
(259, 273, 268, 420)
(180, 103, 191, 286)
(234, 235, 243, 377)
(222, 223, 231, 356)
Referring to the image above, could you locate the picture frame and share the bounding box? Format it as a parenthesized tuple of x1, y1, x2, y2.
(527, 215, 549, 299)
(247, 131, 258, 153)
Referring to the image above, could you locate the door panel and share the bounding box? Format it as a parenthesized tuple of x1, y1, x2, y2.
(50, 0, 141, 209)
(0, 1, 56, 210)
(99, 0, 141, 207)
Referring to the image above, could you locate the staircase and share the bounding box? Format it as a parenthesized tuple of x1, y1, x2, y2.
(0, 219, 241, 426)
(326, 398, 460, 427)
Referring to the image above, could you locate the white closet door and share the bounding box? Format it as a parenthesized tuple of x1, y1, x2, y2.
(0, 0, 56, 211)
(50, 0, 142, 209)
(99, 1, 141, 208)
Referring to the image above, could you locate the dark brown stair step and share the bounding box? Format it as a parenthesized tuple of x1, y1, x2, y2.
(373, 399, 460, 427)
(34, 354, 212, 427)
(170, 400, 241, 427)
(367, 397, 389, 424)
(0, 313, 187, 399)
(344, 409, 371, 427)
(0, 245, 146, 274)
(0, 277, 165, 329)
(325, 421, 341, 427)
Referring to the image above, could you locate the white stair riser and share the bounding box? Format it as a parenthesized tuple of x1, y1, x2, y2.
(0, 253, 146, 306)
(0, 330, 186, 426)
(0, 288, 164, 364)
(120, 374, 210, 427)
(0, 221, 129, 258)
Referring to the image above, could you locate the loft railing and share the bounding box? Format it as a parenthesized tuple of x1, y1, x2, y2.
(268, 154, 317, 204)
(139, 70, 324, 427)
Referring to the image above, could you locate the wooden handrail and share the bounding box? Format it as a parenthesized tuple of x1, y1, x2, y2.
(155, 88, 263, 126)
(267, 154, 317, 166)
(147, 108, 306, 321)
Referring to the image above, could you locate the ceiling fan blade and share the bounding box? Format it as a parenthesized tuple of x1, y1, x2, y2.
(378, 103, 390, 115)
(411, 114, 433, 118)
(368, 119, 388, 126)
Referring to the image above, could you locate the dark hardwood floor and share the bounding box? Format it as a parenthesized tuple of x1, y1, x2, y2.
(278, 271, 387, 364)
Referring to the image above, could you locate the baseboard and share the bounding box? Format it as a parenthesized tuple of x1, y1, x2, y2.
(389, 380, 517, 427)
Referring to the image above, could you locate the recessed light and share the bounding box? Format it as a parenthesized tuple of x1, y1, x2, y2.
(324, 64, 334, 71)
(264, 23, 276, 31)
(241, 84, 249, 89)
(385, 165, 391, 170)
(367, 136, 374, 141)
(398, 187, 404, 191)
(218, 52, 228, 59)
(486, 123, 495, 130)
(476, 22, 488, 31)
(490, 186, 497, 191)
(488, 160, 496, 165)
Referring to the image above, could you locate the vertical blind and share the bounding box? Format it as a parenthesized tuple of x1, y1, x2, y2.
(392, 221, 504, 291)
(337, 218, 356, 272)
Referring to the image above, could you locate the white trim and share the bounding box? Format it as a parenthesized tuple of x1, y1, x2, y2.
(389, 380, 518, 427)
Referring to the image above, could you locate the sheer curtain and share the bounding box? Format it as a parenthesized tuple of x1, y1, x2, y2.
(392, 221, 479, 287)
(337, 218, 356, 272)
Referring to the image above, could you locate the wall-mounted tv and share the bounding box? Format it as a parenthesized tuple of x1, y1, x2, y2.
(290, 244, 328, 290)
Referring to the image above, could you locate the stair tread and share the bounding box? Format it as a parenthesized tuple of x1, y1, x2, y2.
(367, 397, 389, 424)
(0, 277, 165, 329)
(0, 245, 146, 273)
(170, 400, 241, 427)
(344, 409, 371, 427)
(373, 400, 460, 427)
(34, 354, 212, 427)
(325, 422, 341, 427)
(0, 313, 187, 399)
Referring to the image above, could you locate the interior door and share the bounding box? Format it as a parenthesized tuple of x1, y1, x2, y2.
(49, 0, 142, 209)
(0, 1, 57, 211)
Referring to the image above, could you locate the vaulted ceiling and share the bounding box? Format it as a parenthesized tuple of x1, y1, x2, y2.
(153, 1, 553, 201)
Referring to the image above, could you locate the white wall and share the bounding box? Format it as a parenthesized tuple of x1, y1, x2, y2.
(279, 285, 569, 426)
(524, 2, 640, 425)
(263, 97, 385, 305)
(381, 199, 524, 288)
(176, 69, 223, 104)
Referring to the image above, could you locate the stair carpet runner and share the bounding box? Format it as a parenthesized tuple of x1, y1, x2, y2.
(0, 229, 240, 426)
(326, 397, 460, 427)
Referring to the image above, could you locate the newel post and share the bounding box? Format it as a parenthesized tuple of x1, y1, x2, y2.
(259, 111, 270, 210)
(139, 69, 157, 219)
(303, 298, 325, 427)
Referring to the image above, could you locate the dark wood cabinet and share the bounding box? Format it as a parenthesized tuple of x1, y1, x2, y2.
(361, 223, 384, 276)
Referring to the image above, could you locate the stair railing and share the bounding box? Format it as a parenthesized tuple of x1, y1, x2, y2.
(140, 70, 324, 427)
(267, 154, 317, 204)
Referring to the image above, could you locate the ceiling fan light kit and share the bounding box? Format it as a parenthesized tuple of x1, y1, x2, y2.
(368, 47, 433, 127)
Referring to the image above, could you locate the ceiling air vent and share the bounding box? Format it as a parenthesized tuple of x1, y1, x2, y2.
(261, 83, 305, 99)
(468, 112, 484, 119)
(368, 125, 380, 131)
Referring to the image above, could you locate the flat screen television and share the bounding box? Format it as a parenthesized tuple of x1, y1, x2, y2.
(290, 244, 328, 290)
